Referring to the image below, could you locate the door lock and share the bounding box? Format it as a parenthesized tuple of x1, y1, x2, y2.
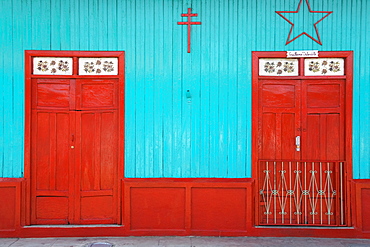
(295, 136, 300, 151)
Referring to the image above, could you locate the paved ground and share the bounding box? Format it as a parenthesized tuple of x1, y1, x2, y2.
(1, 237, 370, 247)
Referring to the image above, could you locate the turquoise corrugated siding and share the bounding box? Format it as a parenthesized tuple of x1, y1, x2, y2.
(0, 0, 369, 178)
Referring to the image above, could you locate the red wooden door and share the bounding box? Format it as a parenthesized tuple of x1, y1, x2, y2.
(259, 79, 301, 160)
(31, 110, 73, 224)
(258, 79, 346, 226)
(31, 78, 119, 224)
(258, 79, 345, 160)
(301, 80, 345, 161)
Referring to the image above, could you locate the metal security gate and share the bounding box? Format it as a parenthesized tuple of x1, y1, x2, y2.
(252, 51, 353, 227)
(259, 160, 346, 226)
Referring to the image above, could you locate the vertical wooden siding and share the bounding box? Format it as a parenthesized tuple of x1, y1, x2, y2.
(0, 0, 369, 178)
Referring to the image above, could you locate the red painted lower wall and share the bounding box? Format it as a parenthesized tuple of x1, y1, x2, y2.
(2, 178, 370, 238)
(123, 178, 254, 236)
(0, 178, 23, 233)
(354, 180, 370, 232)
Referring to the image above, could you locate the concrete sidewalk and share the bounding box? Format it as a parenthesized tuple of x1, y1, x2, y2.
(1, 236, 370, 247)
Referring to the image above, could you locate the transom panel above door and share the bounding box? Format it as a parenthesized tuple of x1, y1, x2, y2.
(25, 51, 124, 225)
(252, 51, 353, 227)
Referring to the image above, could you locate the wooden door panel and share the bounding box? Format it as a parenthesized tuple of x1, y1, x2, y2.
(79, 112, 96, 191)
(31, 111, 71, 224)
(35, 197, 69, 225)
(262, 83, 296, 108)
(304, 114, 342, 160)
(32, 79, 72, 110)
(302, 80, 345, 161)
(281, 113, 297, 160)
(78, 111, 118, 191)
(100, 112, 118, 190)
(259, 80, 300, 160)
(304, 114, 320, 160)
(32, 111, 71, 192)
(80, 196, 115, 224)
(261, 113, 297, 160)
(76, 79, 118, 110)
(261, 113, 276, 160)
(75, 111, 118, 224)
(306, 84, 341, 108)
(326, 114, 342, 160)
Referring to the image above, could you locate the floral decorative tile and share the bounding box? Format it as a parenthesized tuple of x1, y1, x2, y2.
(78, 58, 118, 75)
(304, 58, 344, 76)
(259, 59, 299, 76)
(33, 57, 73, 75)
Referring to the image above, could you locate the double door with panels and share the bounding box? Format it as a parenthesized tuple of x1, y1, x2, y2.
(31, 78, 119, 225)
(258, 78, 347, 226)
(259, 79, 345, 161)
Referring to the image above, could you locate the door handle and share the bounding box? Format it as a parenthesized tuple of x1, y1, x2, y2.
(295, 136, 300, 151)
(71, 134, 75, 149)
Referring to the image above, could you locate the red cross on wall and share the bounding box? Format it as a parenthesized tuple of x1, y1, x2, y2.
(177, 8, 202, 53)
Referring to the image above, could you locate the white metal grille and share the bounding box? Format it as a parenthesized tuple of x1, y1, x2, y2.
(259, 160, 346, 226)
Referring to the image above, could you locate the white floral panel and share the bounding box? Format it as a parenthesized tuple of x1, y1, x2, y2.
(33, 57, 73, 75)
(79, 58, 118, 75)
(259, 59, 299, 76)
(305, 58, 344, 76)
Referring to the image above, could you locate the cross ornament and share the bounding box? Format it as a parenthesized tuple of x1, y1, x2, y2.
(177, 8, 202, 53)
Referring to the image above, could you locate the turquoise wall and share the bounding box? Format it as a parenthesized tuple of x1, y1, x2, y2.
(0, 0, 369, 178)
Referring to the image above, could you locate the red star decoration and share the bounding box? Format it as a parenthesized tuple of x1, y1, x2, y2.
(276, 0, 332, 45)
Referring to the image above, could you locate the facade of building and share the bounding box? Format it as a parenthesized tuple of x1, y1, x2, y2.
(1, 0, 370, 238)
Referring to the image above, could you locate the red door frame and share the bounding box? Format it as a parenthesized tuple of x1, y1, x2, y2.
(251, 51, 353, 226)
(24, 50, 125, 225)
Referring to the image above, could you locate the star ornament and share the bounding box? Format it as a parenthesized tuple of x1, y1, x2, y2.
(276, 0, 332, 45)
